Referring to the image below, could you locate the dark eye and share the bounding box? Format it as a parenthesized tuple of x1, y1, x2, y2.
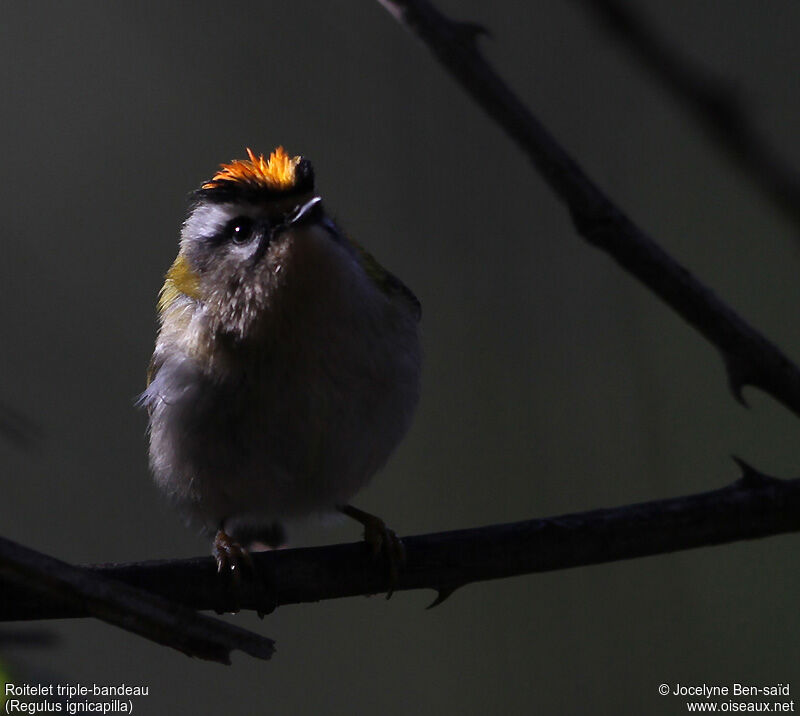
(226, 216, 254, 244)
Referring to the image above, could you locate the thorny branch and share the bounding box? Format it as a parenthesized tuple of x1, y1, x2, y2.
(573, 0, 800, 233)
(0, 536, 274, 664)
(1, 463, 799, 620)
(376, 0, 800, 418)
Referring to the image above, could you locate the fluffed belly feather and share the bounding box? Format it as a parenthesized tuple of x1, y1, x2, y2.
(144, 316, 420, 534)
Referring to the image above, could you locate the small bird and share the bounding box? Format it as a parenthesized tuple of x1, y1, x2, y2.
(140, 147, 421, 591)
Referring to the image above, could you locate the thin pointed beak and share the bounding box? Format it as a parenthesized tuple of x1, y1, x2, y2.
(251, 196, 324, 266)
(287, 196, 323, 226)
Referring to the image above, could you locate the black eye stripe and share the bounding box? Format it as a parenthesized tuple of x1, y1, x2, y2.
(210, 206, 323, 248)
(219, 216, 255, 244)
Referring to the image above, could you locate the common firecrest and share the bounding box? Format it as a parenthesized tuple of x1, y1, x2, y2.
(140, 148, 421, 585)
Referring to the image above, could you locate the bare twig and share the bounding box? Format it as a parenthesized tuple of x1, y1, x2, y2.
(0, 536, 274, 663)
(375, 0, 800, 418)
(574, 0, 800, 233)
(2, 463, 798, 619)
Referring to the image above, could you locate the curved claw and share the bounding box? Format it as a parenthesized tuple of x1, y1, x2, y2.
(339, 505, 406, 599)
(213, 529, 254, 613)
(372, 526, 406, 599)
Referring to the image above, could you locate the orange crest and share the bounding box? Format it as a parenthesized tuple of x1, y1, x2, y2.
(202, 147, 302, 192)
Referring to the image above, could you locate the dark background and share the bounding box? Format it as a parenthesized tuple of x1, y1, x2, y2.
(1, 1, 799, 713)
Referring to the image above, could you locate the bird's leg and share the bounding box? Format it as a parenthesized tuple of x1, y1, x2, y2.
(233, 522, 286, 551)
(339, 504, 406, 598)
(212, 528, 254, 614)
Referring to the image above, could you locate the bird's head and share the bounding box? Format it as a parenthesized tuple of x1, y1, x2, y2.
(159, 147, 329, 339)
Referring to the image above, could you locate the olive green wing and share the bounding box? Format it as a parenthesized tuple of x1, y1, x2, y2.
(350, 240, 421, 321)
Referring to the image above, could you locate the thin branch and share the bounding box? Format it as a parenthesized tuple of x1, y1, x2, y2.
(2, 464, 799, 619)
(375, 0, 800, 418)
(0, 535, 274, 663)
(574, 0, 800, 233)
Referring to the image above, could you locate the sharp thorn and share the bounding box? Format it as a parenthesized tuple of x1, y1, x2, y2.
(729, 382, 750, 408)
(426, 585, 460, 610)
(731, 455, 776, 487)
(731, 454, 755, 475)
(724, 356, 751, 408)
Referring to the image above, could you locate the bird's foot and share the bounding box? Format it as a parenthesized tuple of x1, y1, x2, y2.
(212, 529, 254, 614)
(339, 505, 406, 599)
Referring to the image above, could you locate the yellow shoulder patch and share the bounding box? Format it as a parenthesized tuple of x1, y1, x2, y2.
(158, 253, 201, 314)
